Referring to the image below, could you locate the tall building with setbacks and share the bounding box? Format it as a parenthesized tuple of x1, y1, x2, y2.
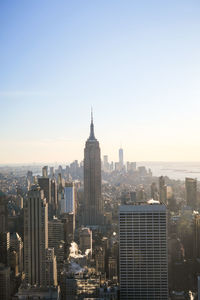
(24, 185, 48, 286)
(83, 113, 103, 226)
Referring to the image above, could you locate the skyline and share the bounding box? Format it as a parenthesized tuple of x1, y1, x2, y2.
(1, 0, 200, 163)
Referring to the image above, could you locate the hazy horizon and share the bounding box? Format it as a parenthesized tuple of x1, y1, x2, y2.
(2, 160, 200, 166)
(2, 161, 200, 181)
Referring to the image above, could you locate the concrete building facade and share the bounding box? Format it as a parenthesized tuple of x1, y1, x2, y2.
(119, 202, 168, 300)
(24, 185, 48, 286)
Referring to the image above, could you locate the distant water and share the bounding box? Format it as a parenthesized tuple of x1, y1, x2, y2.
(137, 162, 200, 181)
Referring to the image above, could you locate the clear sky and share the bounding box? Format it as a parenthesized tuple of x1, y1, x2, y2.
(1, 0, 200, 164)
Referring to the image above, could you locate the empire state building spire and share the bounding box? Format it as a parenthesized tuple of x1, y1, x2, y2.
(89, 109, 96, 140)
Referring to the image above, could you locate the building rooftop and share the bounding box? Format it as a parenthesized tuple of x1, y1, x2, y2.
(119, 201, 166, 212)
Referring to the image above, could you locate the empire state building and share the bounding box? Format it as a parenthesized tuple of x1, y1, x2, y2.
(83, 113, 103, 226)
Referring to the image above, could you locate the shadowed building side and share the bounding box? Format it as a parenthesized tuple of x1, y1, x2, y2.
(185, 177, 197, 209)
(24, 185, 48, 286)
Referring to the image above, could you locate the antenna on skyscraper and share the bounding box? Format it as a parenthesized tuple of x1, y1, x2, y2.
(91, 107, 93, 123)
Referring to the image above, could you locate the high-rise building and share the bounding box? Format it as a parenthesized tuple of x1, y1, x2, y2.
(115, 162, 120, 171)
(42, 166, 48, 177)
(10, 232, 23, 273)
(126, 161, 136, 172)
(58, 165, 63, 176)
(119, 202, 168, 300)
(159, 176, 167, 204)
(16, 195, 23, 209)
(10, 249, 19, 276)
(193, 214, 200, 259)
(27, 171, 34, 189)
(198, 276, 200, 300)
(38, 176, 52, 217)
(0, 263, 10, 300)
(38, 177, 51, 204)
(130, 191, 137, 202)
(0, 232, 10, 266)
(48, 217, 64, 254)
(57, 173, 63, 206)
(83, 113, 103, 226)
(79, 227, 92, 255)
(24, 184, 48, 286)
(51, 179, 58, 213)
(62, 213, 75, 244)
(103, 155, 109, 172)
(138, 166, 147, 176)
(185, 177, 197, 209)
(50, 167, 55, 178)
(95, 247, 105, 274)
(108, 257, 118, 281)
(48, 217, 65, 281)
(119, 148, 124, 166)
(57, 173, 62, 187)
(0, 191, 8, 232)
(27, 170, 33, 180)
(69, 160, 79, 179)
(103, 155, 108, 165)
(151, 182, 159, 200)
(61, 182, 75, 215)
(46, 248, 57, 287)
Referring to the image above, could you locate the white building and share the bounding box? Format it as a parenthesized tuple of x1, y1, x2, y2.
(119, 201, 168, 300)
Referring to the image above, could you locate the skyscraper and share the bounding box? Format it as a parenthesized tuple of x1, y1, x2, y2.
(61, 182, 75, 214)
(38, 177, 51, 204)
(62, 213, 75, 244)
(0, 232, 10, 266)
(151, 182, 159, 200)
(119, 148, 124, 166)
(0, 264, 10, 300)
(46, 248, 57, 287)
(185, 177, 197, 209)
(51, 179, 58, 214)
(159, 176, 167, 204)
(10, 232, 23, 273)
(79, 227, 92, 255)
(38, 175, 52, 217)
(126, 161, 136, 172)
(24, 184, 48, 286)
(42, 166, 48, 177)
(49, 167, 55, 178)
(0, 191, 8, 232)
(119, 202, 168, 299)
(103, 155, 109, 172)
(48, 217, 64, 254)
(83, 112, 103, 226)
